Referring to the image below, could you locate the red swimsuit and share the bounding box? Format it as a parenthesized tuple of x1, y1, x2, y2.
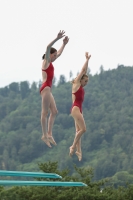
(40, 63, 54, 93)
(71, 85, 85, 113)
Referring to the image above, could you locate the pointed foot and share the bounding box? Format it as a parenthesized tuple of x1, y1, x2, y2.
(75, 151, 82, 161)
(69, 146, 75, 157)
(48, 136, 57, 145)
(41, 136, 52, 148)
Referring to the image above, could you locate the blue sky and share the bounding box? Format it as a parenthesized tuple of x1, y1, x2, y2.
(0, 0, 132, 87)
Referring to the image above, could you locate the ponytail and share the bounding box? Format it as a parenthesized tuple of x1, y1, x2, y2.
(42, 54, 45, 60)
(42, 47, 57, 60)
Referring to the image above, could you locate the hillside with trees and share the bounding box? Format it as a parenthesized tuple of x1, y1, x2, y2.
(1, 161, 133, 200)
(0, 65, 133, 187)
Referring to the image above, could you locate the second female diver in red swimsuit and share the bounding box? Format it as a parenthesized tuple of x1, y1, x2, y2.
(70, 52, 91, 161)
(40, 30, 69, 148)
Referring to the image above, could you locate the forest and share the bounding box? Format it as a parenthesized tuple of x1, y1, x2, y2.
(0, 65, 133, 190)
(1, 161, 133, 200)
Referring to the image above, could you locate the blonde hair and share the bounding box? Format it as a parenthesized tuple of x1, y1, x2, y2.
(71, 74, 88, 84)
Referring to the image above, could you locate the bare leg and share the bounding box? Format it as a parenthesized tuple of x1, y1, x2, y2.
(47, 93, 58, 145)
(75, 137, 82, 161)
(74, 122, 81, 152)
(74, 122, 81, 151)
(41, 87, 51, 148)
(69, 107, 86, 159)
(74, 122, 82, 161)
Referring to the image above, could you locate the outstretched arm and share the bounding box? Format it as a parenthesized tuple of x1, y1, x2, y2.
(76, 52, 91, 82)
(45, 30, 65, 61)
(56, 36, 69, 58)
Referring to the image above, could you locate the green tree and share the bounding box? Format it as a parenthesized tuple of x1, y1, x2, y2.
(58, 75, 66, 85)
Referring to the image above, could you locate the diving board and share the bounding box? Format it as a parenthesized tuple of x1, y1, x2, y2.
(0, 180, 87, 186)
(0, 170, 62, 179)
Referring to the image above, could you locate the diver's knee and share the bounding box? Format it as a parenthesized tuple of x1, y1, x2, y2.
(51, 109, 58, 116)
(80, 127, 86, 134)
(41, 110, 48, 118)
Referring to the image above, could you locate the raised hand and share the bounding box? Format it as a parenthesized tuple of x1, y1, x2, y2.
(57, 30, 65, 40)
(63, 36, 69, 45)
(85, 52, 91, 60)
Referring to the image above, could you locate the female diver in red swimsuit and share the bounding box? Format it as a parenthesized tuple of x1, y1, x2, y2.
(40, 30, 69, 147)
(70, 52, 91, 161)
